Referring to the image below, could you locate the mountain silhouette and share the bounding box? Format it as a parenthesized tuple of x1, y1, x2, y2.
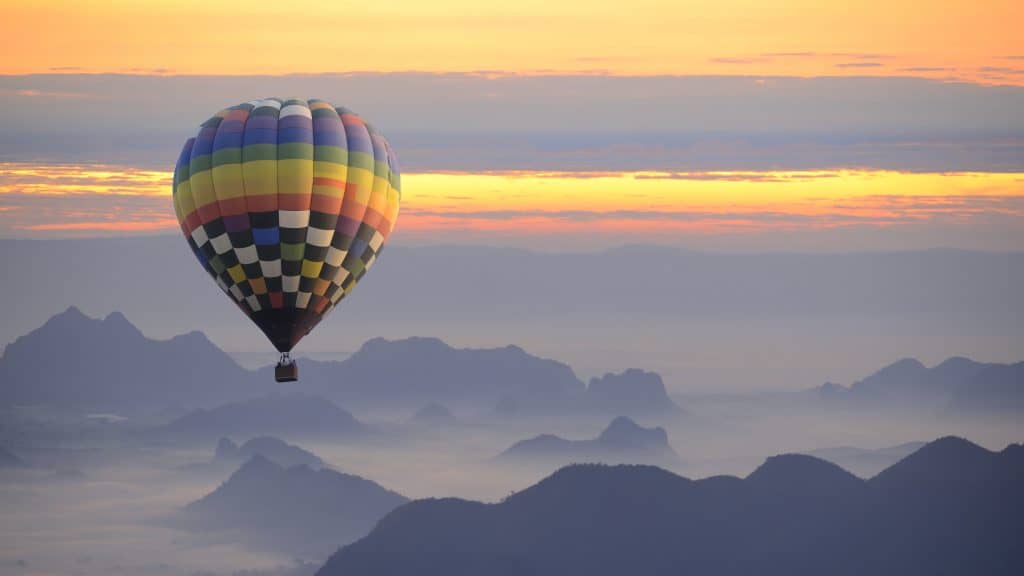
(177, 454, 408, 559)
(947, 361, 1024, 413)
(0, 306, 262, 409)
(7, 308, 1016, 417)
(291, 337, 586, 412)
(870, 436, 1020, 494)
(318, 437, 1023, 576)
(816, 355, 1023, 413)
(4, 240, 1020, 395)
(160, 394, 364, 442)
(746, 452, 868, 501)
(3, 309, 680, 417)
(584, 369, 681, 415)
(213, 436, 326, 469)
(499, 416, 680, 467)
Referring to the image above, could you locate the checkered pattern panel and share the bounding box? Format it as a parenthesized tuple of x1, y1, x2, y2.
(172, 97, 401, 353)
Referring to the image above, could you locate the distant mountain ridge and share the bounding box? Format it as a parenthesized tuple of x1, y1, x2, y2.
(584, 369, 681, 415)
(499, 416, 680, 467)
(2, 308, 1017, 415)
(160, 394, 364, 442)
(2, 239, 1020, 393)
(0, 306, 264, 408)
(301, 340, 675, 416)
(317, 437, 1023, 576)
(214, 436, 326, 469)
(816, 356, 1023, 413)
(293, 336, 586, 412)
(0, 309, 682, 416)
(179, 454, 408, 560)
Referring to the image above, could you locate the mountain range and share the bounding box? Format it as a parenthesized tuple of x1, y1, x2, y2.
(288, 336, 586, 412)
(0, 306, 269, 408)
(317, 436, 1023, 576)
(583, 369, 681, 415)
(0, 308, 682, 416)
(1, 307, 1019, 417)
(816, 356, 1024, 413)
(3, 239, 1019, 392)
(177, 455, 408, 560)
(499, 416, 680, 467)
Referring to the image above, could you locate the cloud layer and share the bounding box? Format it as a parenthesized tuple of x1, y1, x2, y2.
(2, 163, 1022, 251)
(1, 74, 1023, 174)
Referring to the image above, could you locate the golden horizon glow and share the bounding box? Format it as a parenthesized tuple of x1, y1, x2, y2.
(2, 163, 1022, 239)
(1, 1, 1022, 85)
(21, 219, 179, 232)
(0, 163, 169, 196)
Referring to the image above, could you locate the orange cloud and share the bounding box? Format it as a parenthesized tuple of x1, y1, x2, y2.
(1, 163, 1022, 246)
(0, 88, 96, 99)
(0, 163, 169, 196)
(19, 219, 179, 232)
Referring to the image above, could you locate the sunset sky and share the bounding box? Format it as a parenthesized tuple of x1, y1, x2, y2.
(1, 1, 1022, 250)
(4, 0, 1023, 83)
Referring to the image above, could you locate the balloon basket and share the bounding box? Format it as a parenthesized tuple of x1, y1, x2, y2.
(275, 354, 298, 382)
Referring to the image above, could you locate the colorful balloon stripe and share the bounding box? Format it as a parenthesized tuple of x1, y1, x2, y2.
(172, 98, 401, 352)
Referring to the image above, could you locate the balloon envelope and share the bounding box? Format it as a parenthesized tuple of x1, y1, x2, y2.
(171, 98, 401, 352)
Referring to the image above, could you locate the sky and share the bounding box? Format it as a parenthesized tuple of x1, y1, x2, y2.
(0, 2, 1022, 250)
(3, 1, 1023, 83)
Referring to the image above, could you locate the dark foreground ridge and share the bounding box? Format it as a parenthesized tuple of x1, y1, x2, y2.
(317, 436, 1023, 576)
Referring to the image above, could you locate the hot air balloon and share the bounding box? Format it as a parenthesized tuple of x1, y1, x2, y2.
(171, 98, 401, 382)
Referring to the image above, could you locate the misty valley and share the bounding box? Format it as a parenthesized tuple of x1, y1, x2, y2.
(0, 307, 1020, 576)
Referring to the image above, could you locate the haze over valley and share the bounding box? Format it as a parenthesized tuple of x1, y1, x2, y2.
(0, 306, 1020, 575)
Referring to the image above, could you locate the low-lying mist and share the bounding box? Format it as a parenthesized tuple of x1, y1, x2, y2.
(2, 395, 1020, 576)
